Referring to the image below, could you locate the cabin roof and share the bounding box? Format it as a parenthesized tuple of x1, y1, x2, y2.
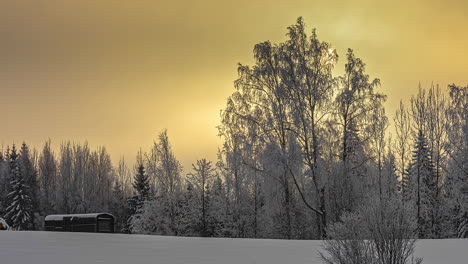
(45, 213, 113, 221)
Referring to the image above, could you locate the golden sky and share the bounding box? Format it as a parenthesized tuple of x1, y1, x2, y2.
(1, 0, 467, 170)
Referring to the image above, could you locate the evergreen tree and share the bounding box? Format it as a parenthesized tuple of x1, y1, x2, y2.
(133, 163, 150, 202)
(18, 143, 40, 228)
(126, 163, 151, 233)
(5, 177, 33, 230)
(5, 145, 33, 230)
(405, 131, 437, 238)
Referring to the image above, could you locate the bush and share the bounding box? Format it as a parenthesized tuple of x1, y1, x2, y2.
(130, 199, 171, 235)
(319, 198, 422, 264)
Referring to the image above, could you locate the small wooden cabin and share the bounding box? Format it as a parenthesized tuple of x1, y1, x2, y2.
(44, 213, 115, 233)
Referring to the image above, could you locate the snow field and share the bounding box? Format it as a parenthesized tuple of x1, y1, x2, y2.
(0, 231, 467, 264)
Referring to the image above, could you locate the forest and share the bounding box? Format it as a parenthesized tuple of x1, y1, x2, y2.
(0, 18, 467, 241)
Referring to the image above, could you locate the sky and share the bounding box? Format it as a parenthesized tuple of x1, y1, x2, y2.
(1, 0, 467, 171)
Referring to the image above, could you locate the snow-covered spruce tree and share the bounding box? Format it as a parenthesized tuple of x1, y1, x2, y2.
(320, 197, 422, 264)
(18, 142, 40, 229)
(133, 163, 150, 202)
(404, 130, 437, 238)
(5, 145, 33, 230)
(5, 176, 33, 230)
(127, 158, 151, 233)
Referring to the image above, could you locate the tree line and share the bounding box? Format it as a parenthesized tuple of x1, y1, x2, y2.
(0, 17, 467, 240)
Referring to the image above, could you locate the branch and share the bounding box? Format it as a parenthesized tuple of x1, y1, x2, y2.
(284, 162, 324, 215)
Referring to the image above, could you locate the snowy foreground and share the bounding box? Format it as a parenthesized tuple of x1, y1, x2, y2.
(1, 231, 467, 264)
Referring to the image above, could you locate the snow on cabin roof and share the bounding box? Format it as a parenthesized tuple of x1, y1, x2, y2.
(45, 213, 113, 221)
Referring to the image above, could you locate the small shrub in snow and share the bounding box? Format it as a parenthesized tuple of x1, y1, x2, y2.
(130, 199, 171, 235)
(320, 198, 423, 264)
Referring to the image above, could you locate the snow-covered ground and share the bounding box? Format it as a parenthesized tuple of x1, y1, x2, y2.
(0, 231, 466, 264)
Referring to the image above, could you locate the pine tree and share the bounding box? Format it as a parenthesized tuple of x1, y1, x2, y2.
(5, 145, 33, 230)
(133, 163, 150, 202)
(405, 130, 437, 238)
